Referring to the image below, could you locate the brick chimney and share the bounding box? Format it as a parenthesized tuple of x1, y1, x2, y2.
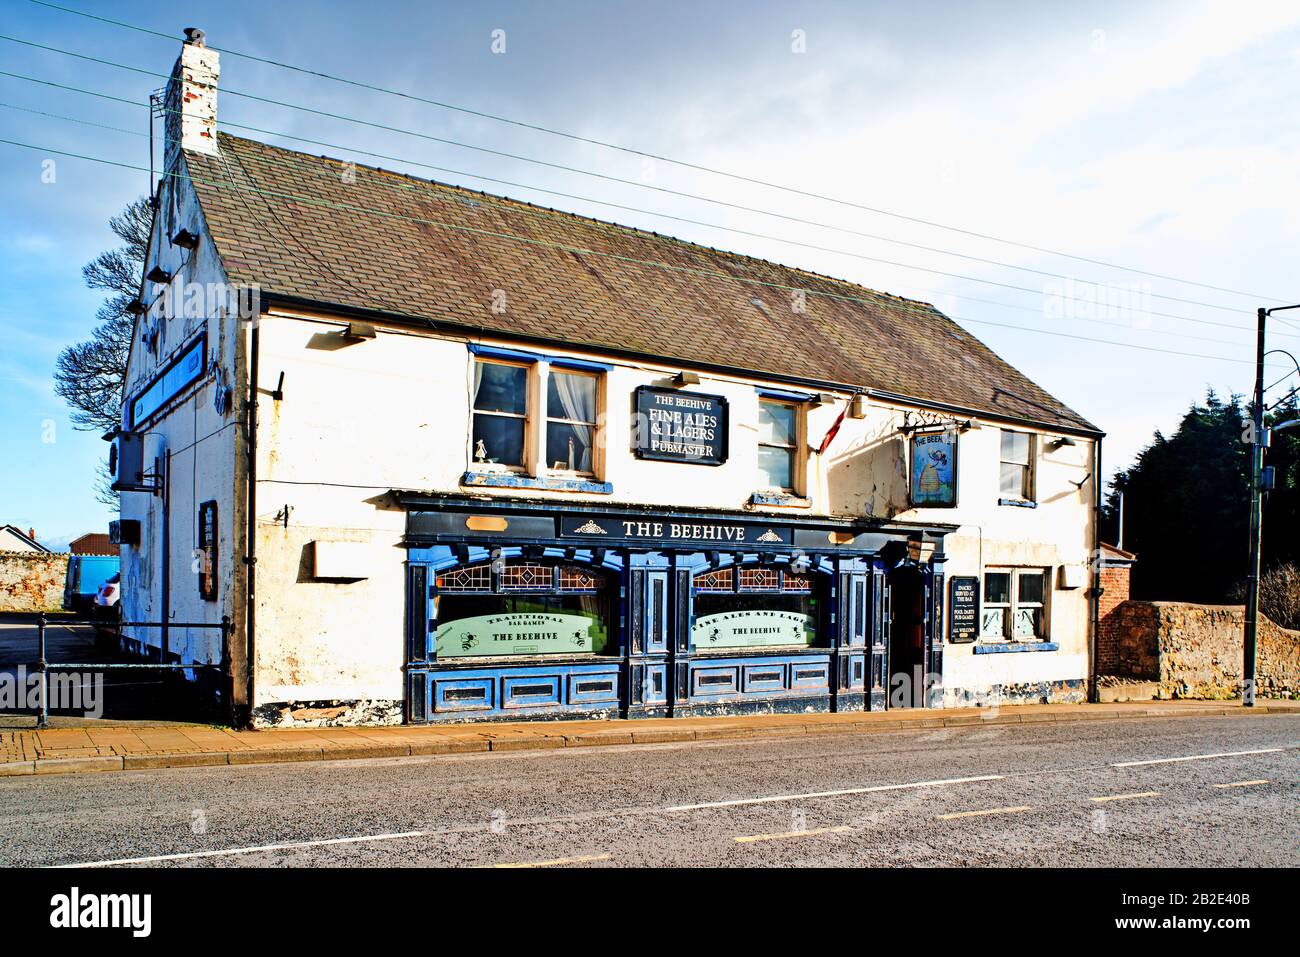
(163, 27, 220, 171)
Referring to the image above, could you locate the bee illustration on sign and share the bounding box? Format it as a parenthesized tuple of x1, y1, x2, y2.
(461, 634, 479, 652)
(910, 429, 958, 507)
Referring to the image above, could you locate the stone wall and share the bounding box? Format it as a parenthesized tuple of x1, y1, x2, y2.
(1100, 600, 1299, 699)
(0, 551, 68, 612)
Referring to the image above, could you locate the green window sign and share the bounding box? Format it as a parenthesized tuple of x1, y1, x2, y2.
(692, 610, 816, 649)
(436, 612, 607, 658)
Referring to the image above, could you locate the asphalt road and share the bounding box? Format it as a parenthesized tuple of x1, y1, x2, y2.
(1, 714, 1295, 868)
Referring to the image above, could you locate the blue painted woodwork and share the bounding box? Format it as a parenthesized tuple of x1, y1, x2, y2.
(973, 641, 1060, 654)
(462, 471, 614, 494)
(403, 508, 949, 723)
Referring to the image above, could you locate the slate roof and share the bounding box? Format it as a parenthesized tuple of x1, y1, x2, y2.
(183, 133, 1098, 433)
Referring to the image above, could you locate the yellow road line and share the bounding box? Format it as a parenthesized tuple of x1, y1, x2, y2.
(735, 825, 853, 843)
(1090, 791, 1161, 803)
(1213, 779, 1269, 789)
(494, 853, 611, 868)
(938, 805, 1033, 820)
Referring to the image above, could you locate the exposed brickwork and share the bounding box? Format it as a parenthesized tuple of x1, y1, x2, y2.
(1095, 564, 1131, 675)
(1099, 600, 1299, 700)
(0, 551, 68, 612)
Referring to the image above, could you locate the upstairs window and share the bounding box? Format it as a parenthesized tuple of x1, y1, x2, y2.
(999, 430, 1035, 501)
(546, 369, 598, 474)
(472, 360, 528, 468)
(758, 399, 798, 491)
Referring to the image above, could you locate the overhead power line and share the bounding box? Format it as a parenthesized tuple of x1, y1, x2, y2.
(0, 135, 1283, 384)
(0, 75, 1275, 345)
(25, 0, 1294, 306)
(10, 98, 1265, 350)
(0, 31, 1282, 321)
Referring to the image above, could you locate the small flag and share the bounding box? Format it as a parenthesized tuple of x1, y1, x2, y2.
(816, 397, 852, 455)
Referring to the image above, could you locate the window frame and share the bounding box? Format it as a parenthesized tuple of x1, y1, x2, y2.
(468, 356, 607, 481)
(980, 567, 1049, 642)
(998, 429, 1036, 503)
(545, 366, 602, 478)
(757, 398, 805, 494)
(471, 358, 532, 473)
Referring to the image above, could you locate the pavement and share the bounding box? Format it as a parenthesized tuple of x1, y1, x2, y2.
(1, 712, 1295, 867)
(2, 698, 1297, 777)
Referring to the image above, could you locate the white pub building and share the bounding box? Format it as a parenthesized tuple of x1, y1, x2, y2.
(109, 30, 1103, 727)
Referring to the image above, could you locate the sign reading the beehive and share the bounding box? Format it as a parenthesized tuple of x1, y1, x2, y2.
(910, 429, 958, 507)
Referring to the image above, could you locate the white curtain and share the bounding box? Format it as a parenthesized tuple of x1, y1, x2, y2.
(551, 373, 594, 470)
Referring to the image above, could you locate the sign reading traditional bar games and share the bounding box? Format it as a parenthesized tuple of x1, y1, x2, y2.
(561, 515, 792, 545)
(633, 386, 728, 465)
(910, 429, 959, 507)
(692, 610, 816, 649)
(948, 576, 979, 643)
(435, 612, 606, 658)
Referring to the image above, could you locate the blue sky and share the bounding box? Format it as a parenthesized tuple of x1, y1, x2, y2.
(2, 0, 1298, 549)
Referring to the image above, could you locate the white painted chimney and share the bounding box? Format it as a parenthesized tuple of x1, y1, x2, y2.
(163, 27, 220, 170)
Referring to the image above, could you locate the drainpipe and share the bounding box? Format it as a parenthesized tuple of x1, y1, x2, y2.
(243, 317, 259, 726)
(1089, 436, 1102, 703)
(161, 447, 171, 661)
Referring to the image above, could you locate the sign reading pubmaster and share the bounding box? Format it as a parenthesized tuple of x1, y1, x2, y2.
(633, 386, 728, 465)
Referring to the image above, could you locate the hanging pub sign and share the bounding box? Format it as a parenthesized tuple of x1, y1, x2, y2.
(948, 575, 979, 643)
(632, 386, 728, 466)
(910, 429, 959, 507)
(198, 500, 218, 601)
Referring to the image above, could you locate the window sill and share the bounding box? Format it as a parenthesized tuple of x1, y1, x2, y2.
(462, 471, 613, 494)
(972, 641, 1058, 654)
(998, 498, 1038, 508)
(749, 491, 811, 508)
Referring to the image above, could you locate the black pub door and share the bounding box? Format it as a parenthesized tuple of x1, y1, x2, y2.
(887, 567, 927, 708)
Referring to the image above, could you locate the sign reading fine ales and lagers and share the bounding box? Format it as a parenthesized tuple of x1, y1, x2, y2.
(632, 386, 728, 465)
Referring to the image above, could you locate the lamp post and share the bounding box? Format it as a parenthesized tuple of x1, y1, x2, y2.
(1244, 304, 1300, 706)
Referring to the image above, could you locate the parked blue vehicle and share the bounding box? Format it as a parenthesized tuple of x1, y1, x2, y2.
(62, 555, 121, 616)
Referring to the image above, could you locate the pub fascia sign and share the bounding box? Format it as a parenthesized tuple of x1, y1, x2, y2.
(632, 386, 728, 466)
(561, 515, 793, 545)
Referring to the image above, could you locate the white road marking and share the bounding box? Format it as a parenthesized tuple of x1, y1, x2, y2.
(495, 853, 610, 868)
(735, 825, 853, 843)
(1111, 747, 1283, 768)
(51, 741, 1298, 868)
(1090, 791, 1161, 803)
(1213, 779, 1269, 789)
(939, 805, 1034, 820)
(61, 830, 431, 868)
(663, 774, 1004, 812)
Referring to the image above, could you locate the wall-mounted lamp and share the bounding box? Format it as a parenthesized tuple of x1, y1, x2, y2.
(1048, 436, 1077, 450)
(849, 395, 867, 419)
(125, 298, 146, 316)
(341, 321, 377, 340)
(146, 265, 172, 284)
(813, 393, 838, 406)
(170, 228, 200, 249)
(672, 370, 701, 386)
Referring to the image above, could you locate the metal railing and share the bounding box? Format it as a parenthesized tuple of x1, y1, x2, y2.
(30, 612, 231, 728)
